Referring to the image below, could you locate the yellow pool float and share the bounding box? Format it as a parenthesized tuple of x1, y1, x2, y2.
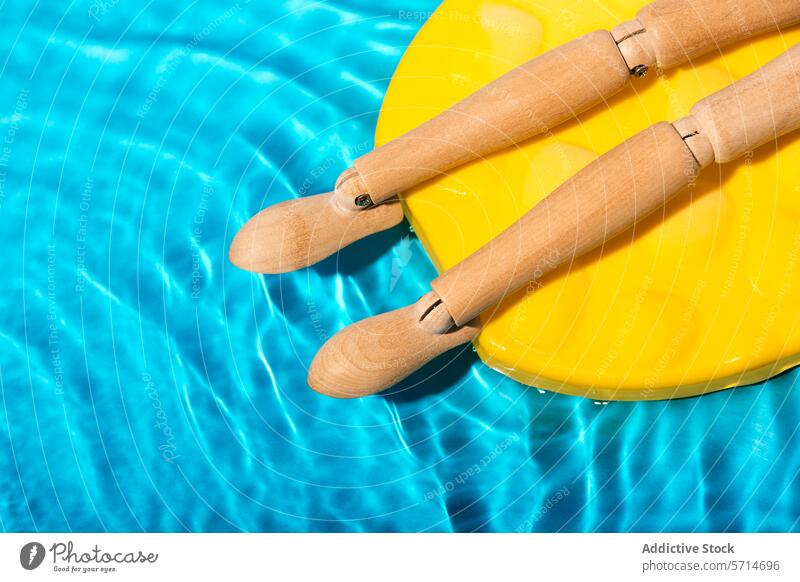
(375, 0, 800, 400)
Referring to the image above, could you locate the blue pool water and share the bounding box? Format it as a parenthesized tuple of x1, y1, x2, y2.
(1, 0, 799, 533)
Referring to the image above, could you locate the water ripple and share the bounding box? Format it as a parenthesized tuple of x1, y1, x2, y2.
(0, 0, 798, 533)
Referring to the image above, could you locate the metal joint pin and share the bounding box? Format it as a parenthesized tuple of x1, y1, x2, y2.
(354, 193, 374, 208)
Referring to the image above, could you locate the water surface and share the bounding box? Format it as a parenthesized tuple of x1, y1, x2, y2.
(0, 0, 798, 532)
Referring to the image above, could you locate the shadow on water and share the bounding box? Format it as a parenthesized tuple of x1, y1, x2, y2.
(381, 342, 479, 403)
(314, 219, 409, 277)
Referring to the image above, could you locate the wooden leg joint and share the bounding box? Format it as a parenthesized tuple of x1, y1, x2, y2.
(611, 19, 657, 76)
(415, 291, 457, 335)
(672, 115, 715, 169)
(333, 166, 373, 211)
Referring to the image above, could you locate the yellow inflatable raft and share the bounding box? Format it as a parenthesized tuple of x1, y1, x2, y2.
(376, 0, 800, 399)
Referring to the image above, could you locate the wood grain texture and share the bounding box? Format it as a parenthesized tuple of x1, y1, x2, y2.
(431, 122, 700, 326)
(672, 115, 716, 167)
(636, 0, 800, 69)
(353, 1, 800, 205)
(308, 292, 479, 398)
(612, 18, 657, 71)
(230, 2, 800, 274)
(229, 192, 403, 274)
(308, 43, 800, 396)
(691, 43, 800, 163)
(353, 31, 630, 204)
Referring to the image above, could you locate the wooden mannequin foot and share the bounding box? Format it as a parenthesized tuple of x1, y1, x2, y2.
(308, 292, 480, 398)
(229, 192, 403, 274)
